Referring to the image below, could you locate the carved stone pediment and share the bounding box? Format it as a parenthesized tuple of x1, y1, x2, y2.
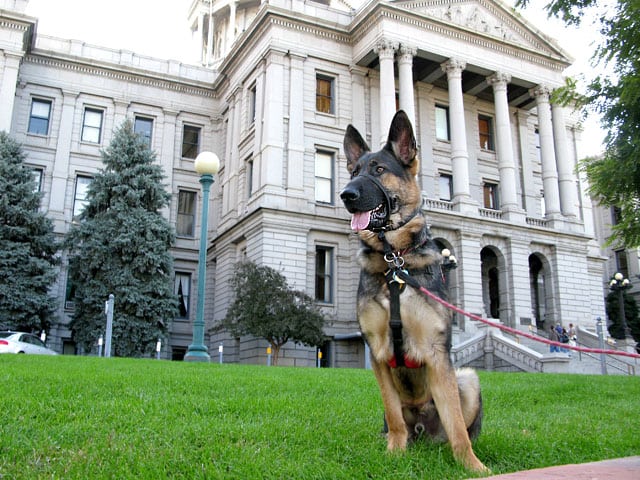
(395, 0, 565, 58)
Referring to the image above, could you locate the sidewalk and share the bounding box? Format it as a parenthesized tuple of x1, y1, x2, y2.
(478, 456, 640, 479)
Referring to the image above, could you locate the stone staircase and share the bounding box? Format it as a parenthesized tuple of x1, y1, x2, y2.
(451, 323, 639, 376)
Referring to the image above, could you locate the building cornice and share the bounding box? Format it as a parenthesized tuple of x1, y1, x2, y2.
(23, 53, 217, 99)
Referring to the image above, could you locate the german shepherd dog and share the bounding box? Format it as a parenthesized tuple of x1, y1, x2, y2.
(340, 111, 487, 473)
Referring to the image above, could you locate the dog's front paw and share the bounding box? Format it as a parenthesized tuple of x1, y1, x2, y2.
(386, 431, 408, 451)
(462, 454, 490, 475)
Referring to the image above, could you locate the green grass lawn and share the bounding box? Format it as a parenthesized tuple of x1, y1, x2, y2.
(1, 355, 639, 479)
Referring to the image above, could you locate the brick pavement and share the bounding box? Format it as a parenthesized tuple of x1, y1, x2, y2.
(475, 456, 640, 480)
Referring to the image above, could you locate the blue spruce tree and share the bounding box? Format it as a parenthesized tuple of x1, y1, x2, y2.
(65, 120, 178, 356)
(0, 132, 59, 332)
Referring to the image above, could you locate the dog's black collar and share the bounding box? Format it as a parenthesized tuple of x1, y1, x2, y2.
(385, 206, 422, 233)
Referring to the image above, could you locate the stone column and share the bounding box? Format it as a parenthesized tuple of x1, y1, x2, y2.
(458, 232, 484, 334)
(374, 39, 397, 145)
(0, 52, 21, 132)
(551, 103, 579, 218)
(228, 0, 237, 51)
(224, 90, 238, 216)
(50, 90, 78, 230)
(442, 58, 474, 212)
(417, 84, 435, 195)
(160, 109, 177, 219)
(508, 238, 535, 331)
(206, 12, 215, 65)
(398, 44, 417, 128)
(232, 90, 242, 203)
(487, 72, 520, 217)
(349, 65, 368, 134)
(197, 13, 205, 64)
(252, 60, 265, 191)
(260, 50, 285, 197)
(530, 85, 561, 218)
(287, 53, 305, 194)
(516, 110, 537, 214)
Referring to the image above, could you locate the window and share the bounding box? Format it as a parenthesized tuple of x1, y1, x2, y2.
(72, 175, 92, 222)
(249, 84, 257, 124)
(612, 206, 622, 225)
(315, 150, 334, 204)
(315, 246, 333, 303)
(435, 105, 450, 141)
(246, 157, 254, 198)
(316, 74, 334, 114)
(28, 99, 52, 135)
(439, 173, 453, 201)
(174, 272, 191, 318)
(134, 116, 153, 147)
(483, 182, 499, 210)
(65, 276, 76, 310)
(176, 190, 196, 237)
(478, 115, 494, 151)
(81, 108, 104, 143)
(615, 250, 629, 280)
(32, 169, 43, 193)
(182, 125, 200, 159)
(534, 128, 541, 163)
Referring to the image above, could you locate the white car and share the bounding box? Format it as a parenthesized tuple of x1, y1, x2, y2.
(0, 331, 58, 355)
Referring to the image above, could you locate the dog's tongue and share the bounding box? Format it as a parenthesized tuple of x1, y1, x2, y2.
(350, 211, 371, 232)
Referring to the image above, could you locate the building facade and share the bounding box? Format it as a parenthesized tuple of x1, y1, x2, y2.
(1, 0, 607, 366)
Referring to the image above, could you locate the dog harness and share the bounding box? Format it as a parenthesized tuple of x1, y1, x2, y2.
(377, 230, 456, 369)
(377, 230, 417, 369)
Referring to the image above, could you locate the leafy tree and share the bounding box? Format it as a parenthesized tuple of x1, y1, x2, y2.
(65, 120, 178, 357)
(517, 0, 640, 247)
(605, 289, 640, 342)
(222, 261, 326, 365)
(0, 132, 59, 332)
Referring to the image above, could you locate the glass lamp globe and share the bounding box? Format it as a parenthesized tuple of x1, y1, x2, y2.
(194, 151, 220, 175)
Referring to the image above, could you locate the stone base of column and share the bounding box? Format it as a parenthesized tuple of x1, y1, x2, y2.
(544, 213, 565, 230)
(453, 195, 478, 214)
(502, 206, 526, 223)
(563, 215, 584, 233)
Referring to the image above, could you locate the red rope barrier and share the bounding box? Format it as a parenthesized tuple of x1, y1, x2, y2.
(415, 284, 640, 360)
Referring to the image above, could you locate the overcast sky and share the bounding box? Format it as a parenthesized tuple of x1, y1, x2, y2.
(25, 0, 608, 157)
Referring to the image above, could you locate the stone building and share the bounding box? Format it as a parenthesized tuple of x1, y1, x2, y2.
(1, 0, 607, 366)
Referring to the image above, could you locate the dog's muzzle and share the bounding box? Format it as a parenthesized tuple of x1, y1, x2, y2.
(340, 175, 392, 232)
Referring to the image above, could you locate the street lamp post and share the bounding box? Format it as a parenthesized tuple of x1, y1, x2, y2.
(609, 272, 632, 340)
(184, 151, 220, 362)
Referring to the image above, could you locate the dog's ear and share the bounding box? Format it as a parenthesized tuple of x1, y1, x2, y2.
(343, 125, 370, 174)
(387, 110, 417, 166)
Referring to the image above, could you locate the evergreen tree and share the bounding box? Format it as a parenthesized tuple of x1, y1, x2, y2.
(65, 120, 178, 357)
(605, 289, 640, 342)
(0, 132, 59, 332)
(222, 261, 326, 365)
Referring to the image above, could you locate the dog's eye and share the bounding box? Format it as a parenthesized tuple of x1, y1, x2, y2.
(375, 166, 385, 174)
(351, 166, 360, 178)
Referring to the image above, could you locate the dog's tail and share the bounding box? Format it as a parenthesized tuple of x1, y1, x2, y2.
(456, 368, 483, 441)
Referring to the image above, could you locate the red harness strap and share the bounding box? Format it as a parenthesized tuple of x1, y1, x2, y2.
(388, 353, 422, 369)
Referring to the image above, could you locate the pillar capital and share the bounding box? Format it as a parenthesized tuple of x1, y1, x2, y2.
(486, 72, 511, 88)
(398, 44, 417, 62)
(441, 58, 466, 77)
(373, 38, 398, 59)
(530, 84, 552, 101)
